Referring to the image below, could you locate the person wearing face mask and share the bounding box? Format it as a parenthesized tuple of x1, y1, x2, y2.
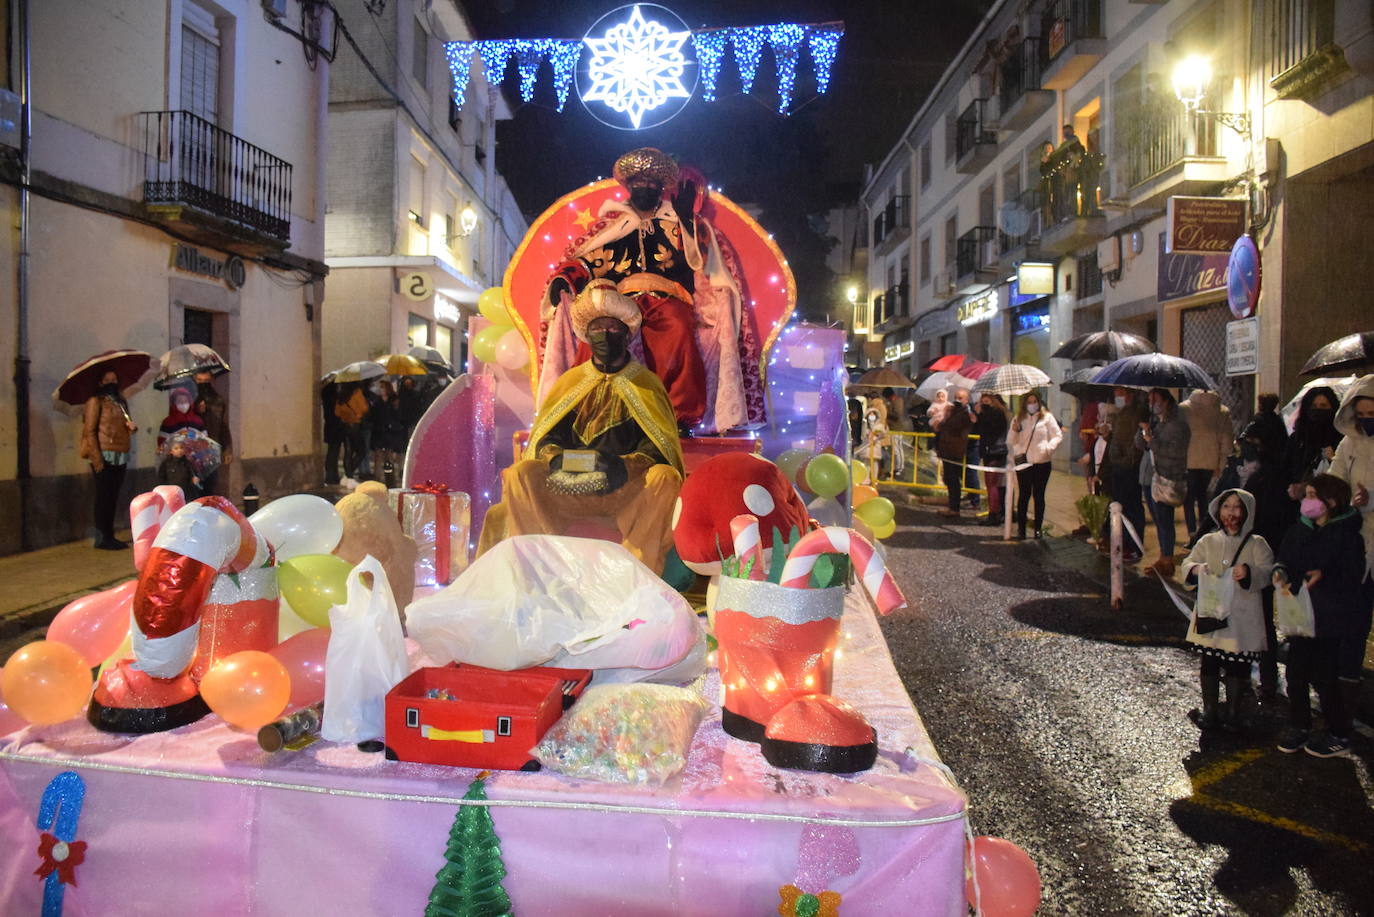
(1272, 474, 1367, 757)
(1136, 388, 1190, 575)
(80, 370, 139, 549)
(478, 281, 684, 574)
(1102, 387, 1148, 561)
(157, 385, 205, 453)
(540, 148, 756, 436)
(971, 393, 1010, 526)
(192, 369, 232, 495)
(1327, 378, 1374, 726)
(1007, 391, 1063, 538)
(1281, 386, 1342, 506)
(934, 388, 974, 518)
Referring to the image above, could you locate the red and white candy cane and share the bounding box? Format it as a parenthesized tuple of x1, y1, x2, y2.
(729, 514, 767, 581)
(130, 485, 187, 571)
(780, 526, 908, 615)
(132, 496, 258, 678)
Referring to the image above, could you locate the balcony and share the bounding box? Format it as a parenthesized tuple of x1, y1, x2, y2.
(1266, 0, 1347, 99)
(955, 226, 998, 293)
(873, 196, 911, 256)
(998, 38, 1054, 131)
(875, 281, 912, 332)
(955, 99, 998, 174)
(870, 291, 888, 327)
(140, 110, 293, 252)
(1038, 147, 1106, 255)
(1118, 107, 1227, 210)
(1040, 0, 1105, 91)
(997, 186, 1045, 268)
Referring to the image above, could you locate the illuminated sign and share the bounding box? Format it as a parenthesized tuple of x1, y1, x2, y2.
(1014, 304, 1050, 334)
(1166, 196, 1246, 255)
(958, 290, 998, 326)
(1016, 261, 1055, 296)
(434, 296, 461, 325)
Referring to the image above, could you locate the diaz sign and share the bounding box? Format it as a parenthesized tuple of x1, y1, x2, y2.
(1157, 233, 1229, 304)
(1166, 196, 1246, 255)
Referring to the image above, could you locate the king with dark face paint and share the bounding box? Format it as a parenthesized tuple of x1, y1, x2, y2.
(586, 315, 631, 374)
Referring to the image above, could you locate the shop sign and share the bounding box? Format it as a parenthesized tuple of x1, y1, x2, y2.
(1225, 316, 1259, 376)
(169, 243, 245, 290)
(1157, 234, 1228, 304)
(882, 340, 915, 363)
(1166, 196, 1246, 255)
(884, 343, 900, 362)
(1016, 262, 1055, 296)
(400, 271, 434, 301)
(958, 290, 998, 326)
(1014, 303, 1050, 334)
(434, 296, 461, 324)
(1226, 235, 1261, 319)
(913, 306, 955, 338)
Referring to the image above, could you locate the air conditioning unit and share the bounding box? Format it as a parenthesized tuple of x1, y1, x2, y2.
(1097, 235, 1121, 273)
(932, 271, 955, 296)
(262, 0, 287, 20)
(981, 238, 999, 268)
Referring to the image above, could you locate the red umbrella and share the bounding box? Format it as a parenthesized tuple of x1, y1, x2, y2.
(926, 354, 969, 372)
(957, 361, 999, 380)
(53, 349, 154, 407)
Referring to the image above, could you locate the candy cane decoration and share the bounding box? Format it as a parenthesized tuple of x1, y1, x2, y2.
(780, 526, 907, 615)
(729, 514, 767, 581)
(130, 485, 187, 572)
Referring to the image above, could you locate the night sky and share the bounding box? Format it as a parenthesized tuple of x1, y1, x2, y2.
(464, 1, 990, 215)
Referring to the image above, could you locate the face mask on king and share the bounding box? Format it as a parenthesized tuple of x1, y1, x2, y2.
(588, 327, 629, 368)
(629, 185, 663, 212)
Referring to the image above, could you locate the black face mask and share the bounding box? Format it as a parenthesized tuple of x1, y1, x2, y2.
(588, 327, 630, 370)
(99, 382, 120, 396)
(629, 185, 662, 213)
(1306, 407, 1333, 425)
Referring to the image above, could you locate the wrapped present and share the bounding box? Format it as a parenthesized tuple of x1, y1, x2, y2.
(387, 482, 471, 586)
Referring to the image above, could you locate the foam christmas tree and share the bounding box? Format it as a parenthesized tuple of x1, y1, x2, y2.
(425, 775, 514, 917)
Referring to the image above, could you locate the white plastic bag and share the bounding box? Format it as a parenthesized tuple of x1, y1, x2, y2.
(1194, 571, 1234, 622)
(321, 555, 410, 743)
(1274, 582, 1316, 639)
(405, 535, 703, 678)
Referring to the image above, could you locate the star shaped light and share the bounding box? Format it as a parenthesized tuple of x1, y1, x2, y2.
(582, 5, 692, 129)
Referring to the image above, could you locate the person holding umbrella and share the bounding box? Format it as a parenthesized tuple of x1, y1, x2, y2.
(81, 370, 139, 549)
(193, 370, 232, 494)
(1137, 388, 1191, 576)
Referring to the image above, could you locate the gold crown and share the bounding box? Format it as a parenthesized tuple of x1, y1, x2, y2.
(612, 148, 679, 188)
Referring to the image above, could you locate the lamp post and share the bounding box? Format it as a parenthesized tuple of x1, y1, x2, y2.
(1171, 54, 1251, 136)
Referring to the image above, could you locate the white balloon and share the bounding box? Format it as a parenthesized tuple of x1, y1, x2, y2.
(249, 494, 344, 560)
(277, 594, 315, 640)
(806, 495, 849, 527)
(494, 328, 529, 370)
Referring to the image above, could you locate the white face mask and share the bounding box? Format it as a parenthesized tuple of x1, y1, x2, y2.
(1114, 396, 1127, 408)
(1026, 403, 1040, 415)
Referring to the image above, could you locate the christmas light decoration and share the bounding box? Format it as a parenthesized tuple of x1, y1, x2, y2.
(767, 24, 806, 113)
(478, 40, 515, 90)
(444, 43, 474, 110)
(730, 25, 769, 94)
(691, 30, 729, 103)
(807, 27, 842, 95)
(582, 4, 692, 129)
(546, 39, 583, 111)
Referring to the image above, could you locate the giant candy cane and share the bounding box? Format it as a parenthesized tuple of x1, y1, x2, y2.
(780, 526, 908, 615)
(130, 485, 187, 571)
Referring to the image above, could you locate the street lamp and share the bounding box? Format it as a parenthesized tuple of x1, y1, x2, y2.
(446, 203, 480, 243)
(1171, 54, 1250, 136)
(845, 284, 859, 305)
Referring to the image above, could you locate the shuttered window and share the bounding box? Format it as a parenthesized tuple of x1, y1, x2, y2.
(180, 4, 220, 123)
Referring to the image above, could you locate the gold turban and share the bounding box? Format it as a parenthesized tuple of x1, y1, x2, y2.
(570, 279, 643, 341)
(612, 148, 679, 189)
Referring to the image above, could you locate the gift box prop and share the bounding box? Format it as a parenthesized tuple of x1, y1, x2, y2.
(715, 519, 907, 773)
(384, 664, 592, 770)
(388, 482, 470, 587)
(89, 495, 279, 734)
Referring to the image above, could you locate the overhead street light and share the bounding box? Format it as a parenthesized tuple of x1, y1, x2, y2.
(1171, 54, 1250, 136)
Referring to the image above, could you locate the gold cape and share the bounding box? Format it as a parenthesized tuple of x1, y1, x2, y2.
(526, 360, 684, 476)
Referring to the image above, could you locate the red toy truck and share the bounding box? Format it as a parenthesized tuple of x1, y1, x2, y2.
(384, 663, 592, 770)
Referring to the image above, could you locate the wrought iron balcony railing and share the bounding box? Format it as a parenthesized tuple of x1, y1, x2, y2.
(1040, 0, 1103, 66)
(955, 226, 997, 279)
(955, 99, 996, 162)
(141, 110, 293, 241)
(999, 38, 1046, 112)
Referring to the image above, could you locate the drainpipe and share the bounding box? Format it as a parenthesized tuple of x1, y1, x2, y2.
(13, 0, 32, 551)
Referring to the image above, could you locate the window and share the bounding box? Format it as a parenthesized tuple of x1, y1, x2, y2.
(919, 140, 932, 188)
(183, 307, 215, 348)
(1003, 163, 1021, 205)
(944, 109, 958, 164)
(919, 235, 931, 285)
(1265, 0, 1336, 83)
(434, 323, 452, 364)
(448, 97, 462, 131)
(408, 312, 431, 347)
(944, 215, 958, 269)
(412, 16, 429, 88)
(181, 3, 221, 123)
(408, 157, 425, 226)
(406, 708, 419, 728)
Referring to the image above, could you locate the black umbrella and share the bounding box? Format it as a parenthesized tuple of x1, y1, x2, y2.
(1051, 330, 1155, 362)
(1299, 331, 1374, 376)
(1092, 353, 1217, 391)
(1059, 366, 1117, 402)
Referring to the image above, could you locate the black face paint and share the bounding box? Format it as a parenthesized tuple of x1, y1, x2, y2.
(588, 326, 630, 370)
(629, 185, 662, 213)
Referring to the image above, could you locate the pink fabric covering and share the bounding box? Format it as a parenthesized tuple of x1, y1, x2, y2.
(0, 595, 966, 916)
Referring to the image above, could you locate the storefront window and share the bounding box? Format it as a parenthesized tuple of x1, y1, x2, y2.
(434, 324, 452, 366)
(408, 312, 431, 348)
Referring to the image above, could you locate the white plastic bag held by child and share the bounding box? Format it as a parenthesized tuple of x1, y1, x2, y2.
(322, 555, 409, 743)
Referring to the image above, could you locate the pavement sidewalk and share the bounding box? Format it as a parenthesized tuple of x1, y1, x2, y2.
(0, 529, 136, 643)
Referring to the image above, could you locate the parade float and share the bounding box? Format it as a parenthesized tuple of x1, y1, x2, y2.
(0, 8, 1042, 915)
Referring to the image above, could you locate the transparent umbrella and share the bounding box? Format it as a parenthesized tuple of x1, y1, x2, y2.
(154, 344, 230, 390)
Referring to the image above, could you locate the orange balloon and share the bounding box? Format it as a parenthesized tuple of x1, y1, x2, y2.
(1, 641, 92, 725)
(853, 484, 880, 506)
(199, 650, 291, 731)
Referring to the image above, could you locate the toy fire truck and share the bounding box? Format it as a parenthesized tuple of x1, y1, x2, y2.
(384, 663, 592, 770)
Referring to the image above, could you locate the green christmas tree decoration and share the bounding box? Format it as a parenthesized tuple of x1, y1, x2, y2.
(425, 775, 514, 917)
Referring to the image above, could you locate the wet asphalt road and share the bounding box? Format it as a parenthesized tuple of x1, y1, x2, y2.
(878, 502, 1374, 917)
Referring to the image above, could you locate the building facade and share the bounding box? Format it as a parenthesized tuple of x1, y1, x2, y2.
(322, 0, 526, 376)
(860, 0, 1374, 441)
(0, 0, 331, 553)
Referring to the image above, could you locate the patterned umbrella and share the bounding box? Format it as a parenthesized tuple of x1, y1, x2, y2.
(970, 363, 1051, 396)
(154, 344, 231, 390)
(1299, 331, 1374, 376)
(53, 349, 154, 407)
(1051, 330, 1155, 362)
(323, 361, 385, 383)
(1090, 353, 1216, 392)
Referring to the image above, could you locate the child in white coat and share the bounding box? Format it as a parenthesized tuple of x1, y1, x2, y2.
(1180, 488, 1274, 731)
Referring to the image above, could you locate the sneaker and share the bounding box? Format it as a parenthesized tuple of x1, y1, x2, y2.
(1276, 728, 1309, 753)
(1303, 733, 1352, 758)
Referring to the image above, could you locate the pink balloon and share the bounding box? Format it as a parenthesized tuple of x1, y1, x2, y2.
(268, 628, 330, 710)
(966, 836, 1041, 917)
(47, 580, 137, 667)
(494, 328, 530, 370)
(0, 667, 29, 736)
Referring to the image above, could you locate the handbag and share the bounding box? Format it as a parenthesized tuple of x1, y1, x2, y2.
(1152, 472, 1186, 506)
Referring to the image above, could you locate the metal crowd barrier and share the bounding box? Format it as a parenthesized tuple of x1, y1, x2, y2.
(857, 431, 988, 501)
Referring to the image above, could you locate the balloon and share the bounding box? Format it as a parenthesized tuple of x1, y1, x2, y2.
(249, 494, 343, 561)
(851, 459, 869, 486)
(276, 554, 353, 629)
(471, 325, 505, 365)
(804, 453, 850, 499)
(494, 328, 530, 370)
(855, 496, 896, 528)
(477, 286, 510, 326)
(268, 629, 330, 710)
(852, 515, 876, 543)
(852, 484, 879, 507)
(0, 668, 30, 736)
(871, 518, 896, 540)
(774, 449, 810, 488)
(794, 457, 815, 495)
(97, 633, 132, 678)
(46, 579, 136, 666)
(806, 495, 848, 527)
(278, 595, 316, 640)
(1, 641, 92, 725)
(966, 836, 1041, 917)
(200, 650, 291, 731)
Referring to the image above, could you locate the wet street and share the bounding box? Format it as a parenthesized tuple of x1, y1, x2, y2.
(880, 502, 1374, 916)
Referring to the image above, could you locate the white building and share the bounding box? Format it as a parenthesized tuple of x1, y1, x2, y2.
(322, 0, 527, 375)
(0, 0, 331, 553)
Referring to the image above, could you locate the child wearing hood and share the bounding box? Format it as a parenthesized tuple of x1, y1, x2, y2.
(1181, 488, 1273, 731)
(1326, 376, 1374, 738)
(1272, 473, 1367, 758)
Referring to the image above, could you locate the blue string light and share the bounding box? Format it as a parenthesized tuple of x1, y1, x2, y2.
(691, 30, 728, 102)
(546, 39, 583, 111)
(477, 40, 516, 93)
(730, 25, 769, 94)
(444, 42, 474, 109)
(807, 27, 843, 95)
(767, 24, 805, 113)
(515, 43, 544, 102)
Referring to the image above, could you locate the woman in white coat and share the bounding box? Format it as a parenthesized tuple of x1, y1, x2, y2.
(1006, 390, 1063, 539)
(1180, 489, 1274, 731)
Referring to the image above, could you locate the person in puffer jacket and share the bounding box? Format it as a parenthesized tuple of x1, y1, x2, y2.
(1006, 390, 1063, 539)
(1180, 390, 1234, 545)
(1136, 388, 1191, 576)
(1327, 373, 1374, 732)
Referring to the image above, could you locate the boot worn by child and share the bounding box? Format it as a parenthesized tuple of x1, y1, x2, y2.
(1188, 669, 1222, 730)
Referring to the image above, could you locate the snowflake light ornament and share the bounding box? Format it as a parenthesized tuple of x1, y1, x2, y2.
(582, 4, 692, 129)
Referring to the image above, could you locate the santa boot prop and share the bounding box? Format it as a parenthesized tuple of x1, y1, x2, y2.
(187, 533, 279, 684)
(761, 694, 878, 774)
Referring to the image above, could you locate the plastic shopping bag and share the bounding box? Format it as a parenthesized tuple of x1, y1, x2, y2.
(1193, 571, 1234, 634)
(321, 555, 410, 743)
(1274, 582, 1316, 640)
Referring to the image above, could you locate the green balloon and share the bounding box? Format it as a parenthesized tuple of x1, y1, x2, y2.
(851, 459, 868, 486)
(774, 449, 810, 487)
(855, 496, 895, 528)
(477, 286, 510, 326)
(804, 453, 849, 499)
(471, 325, 505, 365)
(277, 554, 353, 629)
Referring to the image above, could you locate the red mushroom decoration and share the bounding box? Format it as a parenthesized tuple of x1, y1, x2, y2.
(671, 453, 811, 576)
